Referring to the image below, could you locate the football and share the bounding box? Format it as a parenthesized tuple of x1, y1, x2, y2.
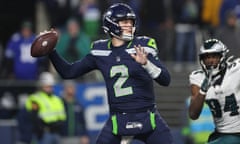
(31, 29, 58, 57)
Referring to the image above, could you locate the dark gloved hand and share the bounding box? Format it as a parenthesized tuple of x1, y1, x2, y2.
(199, 77, 210, 95)
(200, 67, 213, 95)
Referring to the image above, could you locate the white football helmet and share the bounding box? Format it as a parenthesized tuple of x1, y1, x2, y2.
(199, 39, 229, 76)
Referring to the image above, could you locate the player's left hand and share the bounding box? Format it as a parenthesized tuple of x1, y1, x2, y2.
(131, 45, 148, 65)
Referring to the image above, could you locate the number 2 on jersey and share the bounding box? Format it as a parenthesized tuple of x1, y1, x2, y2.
(110, 65, 133, 97)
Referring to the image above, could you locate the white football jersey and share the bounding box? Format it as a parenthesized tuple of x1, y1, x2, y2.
(189, 58, 240, 133)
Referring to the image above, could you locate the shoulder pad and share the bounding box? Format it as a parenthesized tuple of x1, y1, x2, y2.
(189, 69, 205, 86)
(227, 58, 240, 71)
(229, 57, 240, 64)
(90, 39, 112, 56)
(130, 36, 158, 57)
(135, 36, 157, 49)
(190, 69, 204, 76)
(234, 58, 240, 63)
(91, 39, 109, 50)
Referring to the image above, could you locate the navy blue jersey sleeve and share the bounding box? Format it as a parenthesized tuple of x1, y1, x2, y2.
(149, 55, 171, 86)
(49, 50, 97, 79)
(136, 36, 170, 86)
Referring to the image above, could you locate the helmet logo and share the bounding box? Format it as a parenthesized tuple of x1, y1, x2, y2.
(126, 13, 135, 17)
(105, 11, 112, 17)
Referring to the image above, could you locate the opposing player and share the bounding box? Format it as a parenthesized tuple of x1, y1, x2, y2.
(189, 39, 240, 143)
(47, 3, 172, 144)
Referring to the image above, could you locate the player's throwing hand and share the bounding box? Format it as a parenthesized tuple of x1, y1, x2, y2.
(131, 45, 148, 65)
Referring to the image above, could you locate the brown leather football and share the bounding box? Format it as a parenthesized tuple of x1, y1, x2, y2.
(31, 30, 58, 57)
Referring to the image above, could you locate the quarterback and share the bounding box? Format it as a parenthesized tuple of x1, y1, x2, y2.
(47, 3, 172, 144)
(189, 39, 240, 143)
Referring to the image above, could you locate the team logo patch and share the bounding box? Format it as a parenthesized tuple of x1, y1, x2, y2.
(126, 122, 143, 129)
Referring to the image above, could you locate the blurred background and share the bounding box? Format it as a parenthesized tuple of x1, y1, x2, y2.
(0, 0, 239, 144)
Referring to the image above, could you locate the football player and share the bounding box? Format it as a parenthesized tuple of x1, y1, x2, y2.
(189, 39, 240, 143)
(48, 3, 172, 144)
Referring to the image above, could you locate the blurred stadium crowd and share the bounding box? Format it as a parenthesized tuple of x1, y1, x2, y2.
(0, 0, 240, 78)
(0, 0, 240, 144)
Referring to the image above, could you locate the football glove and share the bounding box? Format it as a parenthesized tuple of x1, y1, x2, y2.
(199, 77, 210, 95)
(199, 67, 213, 95)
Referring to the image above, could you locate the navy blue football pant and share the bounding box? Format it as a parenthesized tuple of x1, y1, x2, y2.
(96, 111, 173, 144)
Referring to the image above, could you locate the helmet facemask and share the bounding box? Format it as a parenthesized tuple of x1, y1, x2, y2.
(122, 28, 135, 40)
(119, 19, 136, 41)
